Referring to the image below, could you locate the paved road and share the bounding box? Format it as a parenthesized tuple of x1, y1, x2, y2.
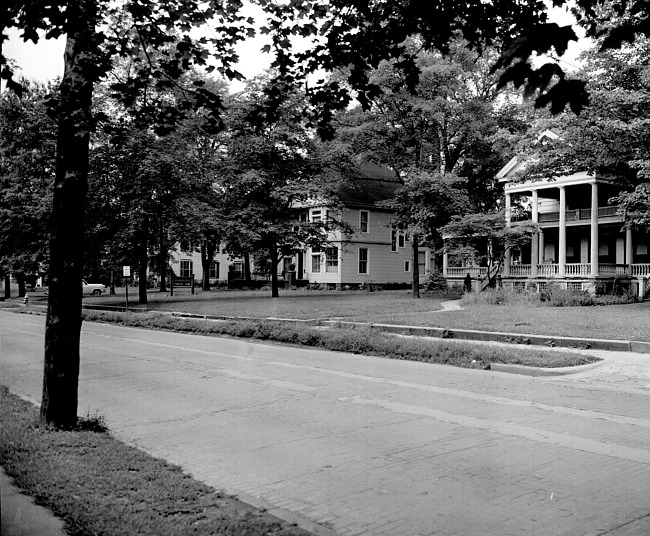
(2, 310, 650, 536)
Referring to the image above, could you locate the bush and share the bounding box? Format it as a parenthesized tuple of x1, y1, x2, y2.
(422, 271, 449, 294)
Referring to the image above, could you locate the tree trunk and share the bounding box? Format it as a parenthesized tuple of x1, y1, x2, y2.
(270, 242, 280, 298)
(109, 268, 116, 295)
(41, 0, 96, 429)
(158, 219, 167, 292)
(4, 274, 10, 299)
(411, 236, 420, 299)
(244, 251, 251, 282)
(16, 273, 26, 298)
(138, 217, 149, 304)
(201, 239, 217, 291)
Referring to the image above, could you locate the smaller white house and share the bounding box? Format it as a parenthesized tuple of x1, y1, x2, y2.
(295, 163, 434, 288)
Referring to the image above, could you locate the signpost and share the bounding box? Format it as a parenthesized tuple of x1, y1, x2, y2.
(123, 266, 130, 311)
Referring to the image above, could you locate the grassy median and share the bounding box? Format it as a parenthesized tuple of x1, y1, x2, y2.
(80, 309, 600, 369)
(0, 386, 310, 536)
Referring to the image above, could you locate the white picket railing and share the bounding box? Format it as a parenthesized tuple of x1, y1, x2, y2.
(446, 263, 650, 278)
(510, 264, 531, 276)
(537, 264, 559, 276)
(631, 264, 650, 276)
(565, 263, 591, 276)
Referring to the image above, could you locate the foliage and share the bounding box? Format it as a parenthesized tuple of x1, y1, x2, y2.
(441, 212, 539, 288)
(220, 77, 352, 297)
(461, 286, 637, 307)
(0, 81, 56, 292)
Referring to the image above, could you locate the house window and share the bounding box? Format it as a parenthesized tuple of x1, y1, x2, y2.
(283, 257, 293, 275)
(398, 233, 405, 248)
(599, 243, 609, 256)
(360, 211, 369, 233)
(358, 248, 368, 274)
(404, 260, 410, 272)
(180, 260, 193, 277)
(326, 247, 339, 273)
(209, 261, 219, 279)
(391, 230, 397, 252)
(418, 251, 426, 274)
(299, 211, 308, 222)
(637, 243, 648, 255)
(311, 209, 322, 223)
(311, 251, 322, 273)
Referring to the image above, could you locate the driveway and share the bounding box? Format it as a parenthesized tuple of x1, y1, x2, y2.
(2, 310, 650, 535)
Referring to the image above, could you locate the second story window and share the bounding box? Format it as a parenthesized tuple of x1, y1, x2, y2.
(360, 210, 369, 233)
(311, 209, 322, 223)
(391, 230, 397, 252)
(180, 260, 193, 277)
(398, 233, 405, 248)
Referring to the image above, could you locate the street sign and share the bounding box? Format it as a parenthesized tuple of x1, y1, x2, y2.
(123, 266, 130, 277)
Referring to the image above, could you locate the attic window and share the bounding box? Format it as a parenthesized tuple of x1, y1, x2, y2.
(311, 210, 322, 223)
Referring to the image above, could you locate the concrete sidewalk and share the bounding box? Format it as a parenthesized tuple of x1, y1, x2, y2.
(1, 467, 68, 536)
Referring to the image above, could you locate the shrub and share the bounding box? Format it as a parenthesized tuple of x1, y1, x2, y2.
(422, 271, 449, 294)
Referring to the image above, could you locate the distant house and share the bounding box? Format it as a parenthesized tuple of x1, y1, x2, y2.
(170, 163, 435, 289)
(444, 130, 650, 297)
(295, 162, 434, 288)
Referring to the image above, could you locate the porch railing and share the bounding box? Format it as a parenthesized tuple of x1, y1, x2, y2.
(631, 264, 650, 276)
(510, 264, 531, 276)
(446, 267, 487, 278)
(537, 263, 559, 276)
(565, 263, 591, 275)
(537, 205, 620, 223)
(446, 263, 650, 278)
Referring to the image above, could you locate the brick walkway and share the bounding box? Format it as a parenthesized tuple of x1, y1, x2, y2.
(2, 311, 650, 535)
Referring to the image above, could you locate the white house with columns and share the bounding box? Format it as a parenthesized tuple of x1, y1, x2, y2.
(443, 130, 650, 297)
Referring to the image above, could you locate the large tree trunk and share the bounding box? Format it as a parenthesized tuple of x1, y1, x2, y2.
(41, 0, 96, 429)
(201, 239, 217, 291)
(16, 273, 26, 298)
(138, 217, 149, 304)
(244, 251, 251, 282)
(411, 235, 420, 299)
(109, 268, 116, 295)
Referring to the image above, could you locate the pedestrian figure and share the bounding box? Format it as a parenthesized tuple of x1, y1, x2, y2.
(464, 273, 472, 293)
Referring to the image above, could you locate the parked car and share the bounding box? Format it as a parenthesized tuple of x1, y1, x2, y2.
(83, 280, 106, 296)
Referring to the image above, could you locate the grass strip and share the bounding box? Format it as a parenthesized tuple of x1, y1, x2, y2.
(81, 310, 600, 369)
(0, 386, 311, 536)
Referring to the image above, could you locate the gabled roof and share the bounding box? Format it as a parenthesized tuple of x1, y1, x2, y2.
(336, 162, 402, 209)
(496, 129, 562, 182)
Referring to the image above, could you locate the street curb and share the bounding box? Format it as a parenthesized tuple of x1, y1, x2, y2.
(227, 489, 337, 536)
(489, 360, 605, 377)
(319, 321, 646, 353)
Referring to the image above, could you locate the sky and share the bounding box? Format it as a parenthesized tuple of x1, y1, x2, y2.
(3, 4, 589, 88)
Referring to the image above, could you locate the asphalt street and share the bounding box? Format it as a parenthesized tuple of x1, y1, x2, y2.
(1, 310, 650, 536)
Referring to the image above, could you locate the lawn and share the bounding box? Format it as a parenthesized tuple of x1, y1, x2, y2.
(79, 287, 650, 342)
(87, 287, 449, 318)
(20, 287, 650, 342)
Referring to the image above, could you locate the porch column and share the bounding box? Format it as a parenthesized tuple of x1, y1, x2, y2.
(443, 250, 449, 276)
(559, 186, 566, 276)
(590, 182, 599, 277)
(531, 190, 539, 276)
(503, 192, 511, 276)
(626, 228, 633, 274)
